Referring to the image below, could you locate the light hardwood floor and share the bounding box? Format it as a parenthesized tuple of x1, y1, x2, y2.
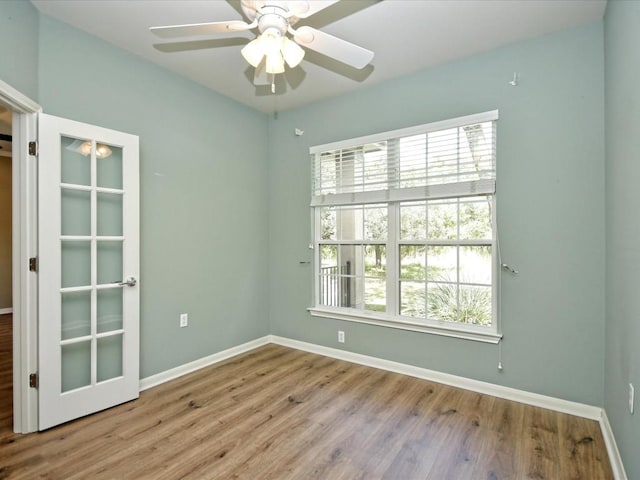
(0, 316, 613, 479)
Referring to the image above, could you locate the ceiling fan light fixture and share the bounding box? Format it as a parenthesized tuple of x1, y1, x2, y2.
(241, 37, 264, 68)
(260, 27, 283, 56)
(281, 37, 305, 68)
(265, 52, 285, 74)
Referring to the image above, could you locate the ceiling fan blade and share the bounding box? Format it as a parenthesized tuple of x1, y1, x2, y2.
(287, 0, 340, 18)
(293, 26, 374, 69)
(149, 20, 253, 39)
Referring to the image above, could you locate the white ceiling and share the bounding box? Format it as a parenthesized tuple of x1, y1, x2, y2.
(31, 0, 606, 114)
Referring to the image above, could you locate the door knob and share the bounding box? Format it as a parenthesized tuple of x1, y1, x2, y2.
(117, 276, 137, 287)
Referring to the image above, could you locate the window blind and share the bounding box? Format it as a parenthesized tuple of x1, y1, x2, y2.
(311, 110, 498, 207)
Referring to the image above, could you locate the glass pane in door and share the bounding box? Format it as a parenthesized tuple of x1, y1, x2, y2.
(61, 242, 91, 288)
(61, 189, 90, 236)
(97, 288, 123, 333)
(97, 242, 123, 285)
(61, 341, 91, 392)
(97, 334, 123, 382)
(97, 193, 123, 236)
(61, 291, 91, 340)
(96, 144, 122, 189)
(61, 136, 91, 186)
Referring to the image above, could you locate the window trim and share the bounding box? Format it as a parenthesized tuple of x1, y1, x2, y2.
(310, 111, 501, 343)
(307, 306, 502, 344)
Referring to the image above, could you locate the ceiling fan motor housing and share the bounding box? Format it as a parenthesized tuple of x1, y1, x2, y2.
(256, 5, 289, 37)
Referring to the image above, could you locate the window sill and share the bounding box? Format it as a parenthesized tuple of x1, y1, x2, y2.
(307, 307, 502, 344)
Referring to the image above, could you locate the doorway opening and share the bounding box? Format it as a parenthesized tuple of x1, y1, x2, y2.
(0, 101, 12, 433)
(0, 80, 40, 434)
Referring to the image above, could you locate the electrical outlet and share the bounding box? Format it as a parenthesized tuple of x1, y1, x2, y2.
(630, 383, 635, 414)
(180, 313, 188, 328)
(338, 330, 345, 343)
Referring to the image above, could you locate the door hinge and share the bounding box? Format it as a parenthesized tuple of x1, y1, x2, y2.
(29, 257, 37, 272)
(28, 141, 38, 156)
(29, 373, 38, 389)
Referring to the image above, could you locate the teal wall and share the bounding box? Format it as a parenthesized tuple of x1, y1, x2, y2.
(6, 4, 637, 470)
(268, 22, 606, 406)
(36, 15, 270, 377)
(604, 1, 640, 478)
(0, 0, 39, 100)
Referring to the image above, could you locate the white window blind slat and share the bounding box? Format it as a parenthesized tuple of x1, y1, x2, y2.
(309, 110, 499, 154)
(311, 112, 497, 206)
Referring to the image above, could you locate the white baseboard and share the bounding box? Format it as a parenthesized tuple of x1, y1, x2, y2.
(0, 308, 13, 315)
(599, 410, 628, 480)
(138, 333, 625, 479)
(139, 335, 271, 391)
(269, 335, 602, 421)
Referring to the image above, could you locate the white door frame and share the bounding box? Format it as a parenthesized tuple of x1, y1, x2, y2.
(0, 79, 41, 433)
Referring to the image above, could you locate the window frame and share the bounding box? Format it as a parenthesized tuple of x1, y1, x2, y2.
(308, 111, 502, 344)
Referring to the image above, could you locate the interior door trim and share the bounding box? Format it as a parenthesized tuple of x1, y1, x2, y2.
(1, 78, 42, 433)
(0, 80, 41, 114)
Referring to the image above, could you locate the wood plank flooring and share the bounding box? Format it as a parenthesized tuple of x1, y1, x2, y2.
(0, 315, 613, 479)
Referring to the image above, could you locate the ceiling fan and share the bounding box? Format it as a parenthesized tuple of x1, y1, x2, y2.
(150, 0, 374, 90)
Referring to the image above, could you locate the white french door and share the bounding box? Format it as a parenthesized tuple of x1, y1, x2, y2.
(37, 113, 139, 430)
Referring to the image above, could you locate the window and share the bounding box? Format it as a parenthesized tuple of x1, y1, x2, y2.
(309, 111, 500, 343)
